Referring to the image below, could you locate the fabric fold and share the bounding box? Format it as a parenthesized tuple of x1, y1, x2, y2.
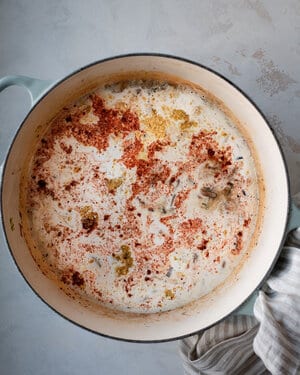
(179, 229, 300, 375)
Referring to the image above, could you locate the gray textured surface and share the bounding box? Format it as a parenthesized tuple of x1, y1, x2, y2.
(0, 1, 299, 374)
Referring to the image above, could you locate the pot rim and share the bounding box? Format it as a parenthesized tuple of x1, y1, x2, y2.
(0, 52, 291, 343)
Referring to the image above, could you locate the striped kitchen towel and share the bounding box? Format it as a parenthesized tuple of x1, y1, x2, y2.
(179, 227, 300, 375)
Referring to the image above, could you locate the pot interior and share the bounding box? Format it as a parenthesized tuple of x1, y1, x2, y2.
(1, 55, 289, 341)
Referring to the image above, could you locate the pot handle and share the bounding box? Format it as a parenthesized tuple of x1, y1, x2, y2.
(234, 201, 300, 316)
(0, 75, 54, 179)
(0, 75, 53, 106)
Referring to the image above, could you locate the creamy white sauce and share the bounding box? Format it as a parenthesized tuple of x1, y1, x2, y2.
(22, 79, 260, 313)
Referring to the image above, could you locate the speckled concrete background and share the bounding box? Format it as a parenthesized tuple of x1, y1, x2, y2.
(0, 1, 299, 374)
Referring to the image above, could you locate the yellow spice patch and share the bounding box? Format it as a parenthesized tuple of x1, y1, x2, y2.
(168, 108, 198, 131)
(80, 206, 92, 216)
(171, 109, 189, 121)
(106, 178, 123, 192)
(114, 245, 134, 276)
(80, 206, 98, 223)
(143, 113, 169, 138)
(165, 289, 175, 300)
(134, 130, 143, 140)
(181, 120, 197, 131)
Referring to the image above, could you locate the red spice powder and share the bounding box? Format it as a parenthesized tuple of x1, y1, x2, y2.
(121, 137, 143, 168)
(189, 131, 232, 172)
(53, 95, 140, 154)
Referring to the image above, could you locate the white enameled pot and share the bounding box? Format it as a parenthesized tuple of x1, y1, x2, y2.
(1, 54, 299, 342)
